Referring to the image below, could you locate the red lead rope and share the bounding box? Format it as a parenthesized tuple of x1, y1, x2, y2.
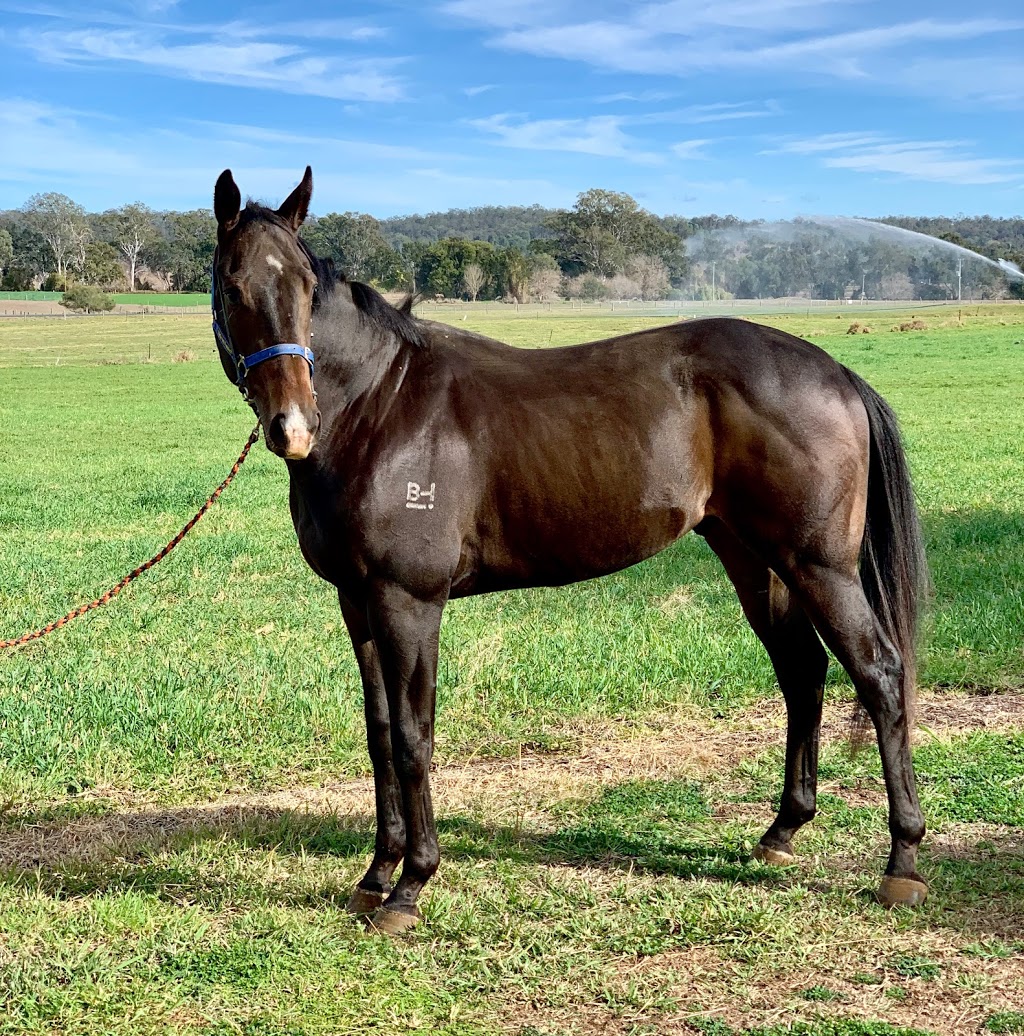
(1, 424, 261, 652)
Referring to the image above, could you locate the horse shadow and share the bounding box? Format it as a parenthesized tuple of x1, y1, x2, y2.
(2, 803, 1021, 941)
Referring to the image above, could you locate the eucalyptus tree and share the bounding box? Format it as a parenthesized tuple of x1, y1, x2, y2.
(24, 192, 89, 289)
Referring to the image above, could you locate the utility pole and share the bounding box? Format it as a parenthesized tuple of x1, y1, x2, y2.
(957, 257, 962, 302)
(711, 260, 716, 303)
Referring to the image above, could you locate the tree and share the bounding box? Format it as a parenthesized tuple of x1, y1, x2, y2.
(83, 241, 126, 289)
(302, 212, 401, 285)
(545, 189, 682, 278)
(23, 192, 89, 289)
(606, 273, 642, 299)
(0, 228, 12, 281)
(106, 203, 155, 291)
(407, 238, 497, 298)
(62, 284, 115, 312)
(495, 247, 530, 302)
(0, 217, 49, 287)
(528, 266, 561, 301)
(626, 255, 670, 300)
(462, 262, 485, 301)
(163, 210, 216, 292)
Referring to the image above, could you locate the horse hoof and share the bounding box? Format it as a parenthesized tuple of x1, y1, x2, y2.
(877, 875, 928, 908)
(345, 887, 386, 916)
(367, 905, 422, 936)
(752, 843, 797, 866)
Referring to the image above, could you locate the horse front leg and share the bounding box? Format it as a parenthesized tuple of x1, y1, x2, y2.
(338, 592, 406, 916)
(364, 580, 446, 934)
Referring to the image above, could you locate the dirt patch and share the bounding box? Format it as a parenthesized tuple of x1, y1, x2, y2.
(658, 940, 1024, 1036)
(500, 939, 1024, 1035)
(0, 300, 68, 316)
(1, 691, 1021, 873)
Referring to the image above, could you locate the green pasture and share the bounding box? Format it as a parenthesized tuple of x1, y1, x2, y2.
(0, 291, 209, 307)
(0, 304, 1022, 1034)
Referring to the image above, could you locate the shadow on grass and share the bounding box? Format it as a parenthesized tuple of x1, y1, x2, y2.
(0, 800, 786, 903)
(3, 798, 1022, 942)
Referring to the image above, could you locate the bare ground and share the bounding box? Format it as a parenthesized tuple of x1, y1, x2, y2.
(1, 690, 1022, 872)
(2, 690, 1022, 1035)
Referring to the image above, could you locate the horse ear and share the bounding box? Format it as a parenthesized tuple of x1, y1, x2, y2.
(214, 169, 241, 231)
(277, 166, 313, 231)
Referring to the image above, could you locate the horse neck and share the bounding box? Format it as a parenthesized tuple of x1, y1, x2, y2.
(310, 288, 414, 447)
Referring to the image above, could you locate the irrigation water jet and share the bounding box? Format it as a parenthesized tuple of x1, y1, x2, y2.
(687, 216, 1023, 280)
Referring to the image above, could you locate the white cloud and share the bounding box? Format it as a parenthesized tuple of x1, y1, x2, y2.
(642, 101, 782, 124)
(769, 133, 1024, 185)
(15, 24, 406, 102)
(463, 84, 496, 96)
(0, 97, 570, 214)
(469, 113, 662, 163)
(896, 57, 1024, 108)
(671, 139, 712, 160)
(441, 1, 1024, 105)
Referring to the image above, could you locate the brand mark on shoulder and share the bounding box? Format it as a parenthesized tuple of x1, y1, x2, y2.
(406, 481, 436, 510)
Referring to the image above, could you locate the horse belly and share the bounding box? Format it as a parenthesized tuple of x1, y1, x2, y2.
(475, 423, 708, 590)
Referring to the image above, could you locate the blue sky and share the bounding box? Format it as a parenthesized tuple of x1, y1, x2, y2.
(1, 0, 1022, 219)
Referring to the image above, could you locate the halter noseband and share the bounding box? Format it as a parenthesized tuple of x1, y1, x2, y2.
(211, 252, 315, 404)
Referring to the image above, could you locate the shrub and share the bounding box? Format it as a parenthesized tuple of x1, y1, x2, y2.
(62, 284, 115, 313)
(172, 349, 195, 363)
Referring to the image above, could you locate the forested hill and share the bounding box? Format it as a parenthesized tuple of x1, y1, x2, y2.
(379, 206, 1024, 256)
(380, 205, 556, 250)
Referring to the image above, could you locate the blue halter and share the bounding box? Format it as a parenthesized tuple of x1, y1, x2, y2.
(210, 264, 315, 401)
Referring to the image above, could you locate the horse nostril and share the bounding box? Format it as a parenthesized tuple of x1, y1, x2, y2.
(268, 413, 288, 449)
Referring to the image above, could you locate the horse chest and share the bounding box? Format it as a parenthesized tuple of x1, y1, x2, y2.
(287, 480, 351, 585)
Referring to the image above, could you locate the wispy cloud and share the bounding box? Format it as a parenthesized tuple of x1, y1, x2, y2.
(469, 113, 662, 163)
(442, 1, 1024, 103)
(768, 133, 1024, 185)
(11, 12, 404, 102)
(17, 27, 405, 101)
(643, 101, 782, 124)
(463, 84, 496, 96)
(0, 97, 571, 213)
(671, 139, 712, 160)
(896, 57, 1024, 108)
(596, 89, 677, 104)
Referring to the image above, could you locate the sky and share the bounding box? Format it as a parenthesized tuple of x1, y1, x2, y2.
(1, 0, 1022, 220)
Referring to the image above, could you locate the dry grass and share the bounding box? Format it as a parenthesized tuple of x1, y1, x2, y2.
(3, 691, 1020, 873)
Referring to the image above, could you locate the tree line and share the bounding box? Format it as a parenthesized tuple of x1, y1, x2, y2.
(1, 189, 1021, 302)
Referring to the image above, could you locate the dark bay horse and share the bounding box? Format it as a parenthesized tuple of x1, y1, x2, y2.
(211, 168, 928, 934)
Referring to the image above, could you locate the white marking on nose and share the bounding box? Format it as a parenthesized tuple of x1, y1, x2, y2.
(279, 403, 314, 460)
(266, 254, 284, 273)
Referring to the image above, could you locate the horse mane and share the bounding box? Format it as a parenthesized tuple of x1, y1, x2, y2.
(242, 201, 425, 349)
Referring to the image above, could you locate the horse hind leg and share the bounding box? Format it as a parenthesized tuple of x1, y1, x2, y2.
(787, 561, 927, 907)
(701, 520, 828, 863)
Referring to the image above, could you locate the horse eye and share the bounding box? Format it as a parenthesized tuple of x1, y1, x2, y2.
(223, 286, 242, 306)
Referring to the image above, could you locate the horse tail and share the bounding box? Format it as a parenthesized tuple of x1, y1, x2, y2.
(845, 370, 928, 727)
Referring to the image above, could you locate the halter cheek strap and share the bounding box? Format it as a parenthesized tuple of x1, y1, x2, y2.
(210, 264, 316, 402)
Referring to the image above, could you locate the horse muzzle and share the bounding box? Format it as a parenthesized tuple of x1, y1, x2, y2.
(267, 405, 321, 460)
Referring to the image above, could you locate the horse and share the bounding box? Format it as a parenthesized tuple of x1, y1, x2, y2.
(210, 167, 929, 934)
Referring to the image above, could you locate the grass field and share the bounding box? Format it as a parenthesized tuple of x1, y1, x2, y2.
(1, 303, 1022, 1034)
(0, 290, 210, 307)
